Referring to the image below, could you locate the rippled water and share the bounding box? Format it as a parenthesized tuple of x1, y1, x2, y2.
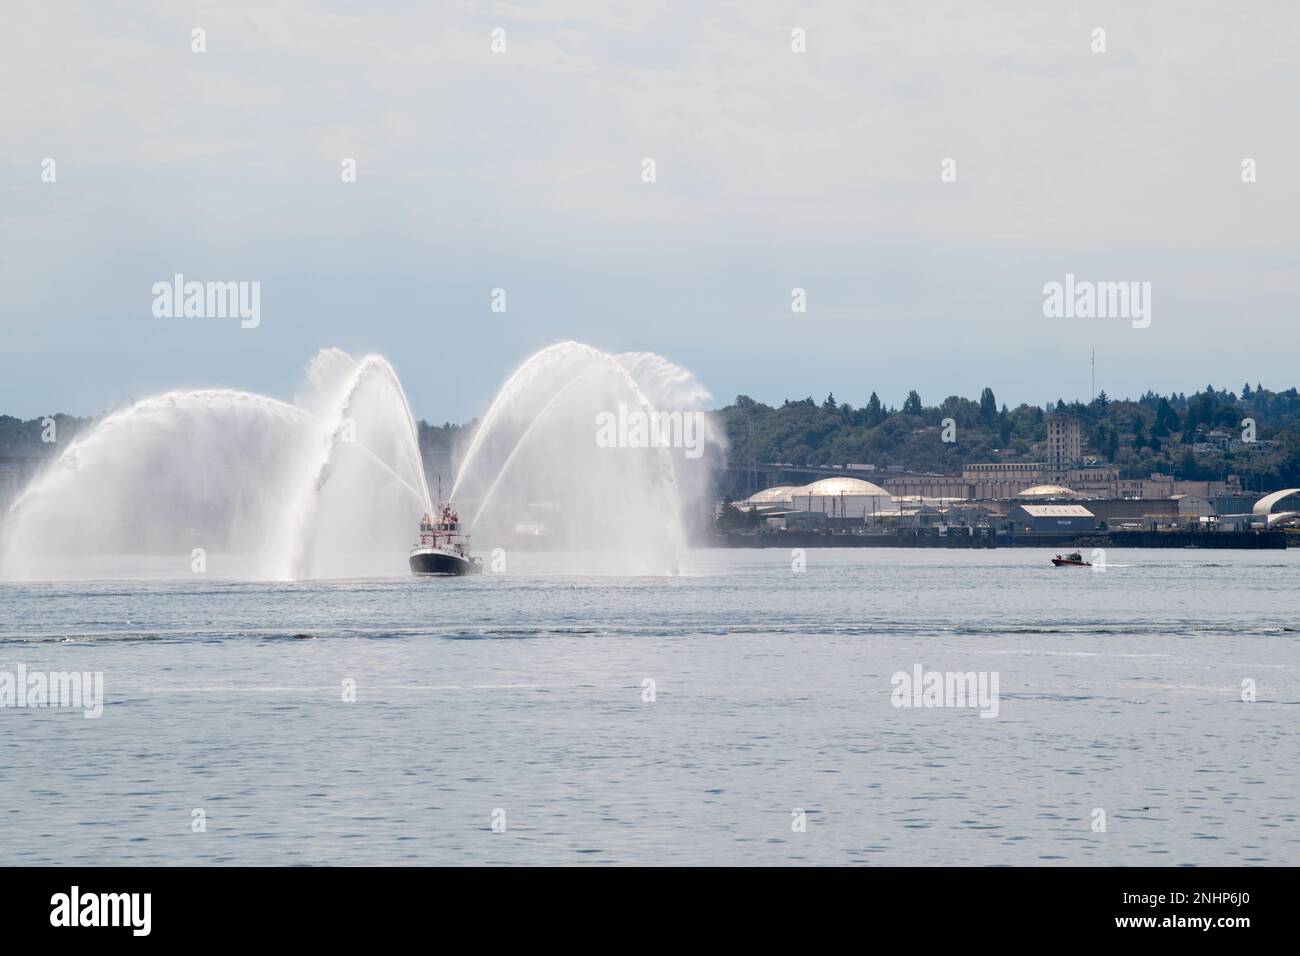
(1, 548, 1296, 865)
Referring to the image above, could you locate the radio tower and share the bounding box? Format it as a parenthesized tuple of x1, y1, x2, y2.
(1090, 349, 1095, 403)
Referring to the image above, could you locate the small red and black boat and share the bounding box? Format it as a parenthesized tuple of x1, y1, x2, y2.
(409, 505, 483, 576)
(1051, 551, 1090, 567)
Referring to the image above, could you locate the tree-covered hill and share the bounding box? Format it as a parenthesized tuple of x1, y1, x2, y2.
(0, 414, 91, 454)
(6, 383, 1300, 501)
(717, 385, 1300, 497)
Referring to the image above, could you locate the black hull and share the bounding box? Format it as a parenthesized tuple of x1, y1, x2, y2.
(409, 550, 479, 576)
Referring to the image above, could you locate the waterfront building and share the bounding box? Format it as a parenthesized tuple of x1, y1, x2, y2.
(1007, 504, 1097, 533)
(742, 485, 798, 509)
(1173, 494, 1214, 522)
(880, 474, 974, 498)
(1081, 497, 1179, 529)
(1017, 484, 1076, 499)
(960, 462, 1045, 498)
(790, 476, 898, 518)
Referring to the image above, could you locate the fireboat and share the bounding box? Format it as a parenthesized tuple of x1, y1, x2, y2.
(409, 504, 483, 576)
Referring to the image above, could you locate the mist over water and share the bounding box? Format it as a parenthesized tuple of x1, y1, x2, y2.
(0, 342, 723, 581)
(451, 341, 724, 576)
(0, 349, 430, 581)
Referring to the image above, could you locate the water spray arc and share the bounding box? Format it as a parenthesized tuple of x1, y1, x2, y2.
(449, 341, 723, 576)
(0, 352, 431, 581)
(0, 342, 723, 581)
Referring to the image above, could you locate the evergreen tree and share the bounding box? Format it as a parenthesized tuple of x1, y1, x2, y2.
(979, 387, 997, 424)
(866, 392, 882, 426)
(1154, 396, 1179, 434)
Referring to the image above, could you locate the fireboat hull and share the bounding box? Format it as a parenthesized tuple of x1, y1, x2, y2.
(409, 548, 481, 576)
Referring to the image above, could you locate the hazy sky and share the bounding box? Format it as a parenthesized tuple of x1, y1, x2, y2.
(2, 1, 1298, 422)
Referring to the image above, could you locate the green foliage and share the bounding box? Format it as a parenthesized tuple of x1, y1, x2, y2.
(717, 384, 1300, 497)
(6, 383, 1300, 503)
(0, 414, 92, 453)
(716, 501, 761, 530)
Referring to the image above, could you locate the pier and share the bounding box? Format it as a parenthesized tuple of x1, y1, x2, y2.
(717, 528, 1287, 549)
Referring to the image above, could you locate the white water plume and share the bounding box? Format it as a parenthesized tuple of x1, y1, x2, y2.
(449, 341, 725, 575)
(0, 342, 724, 581)
(0, 350, 431, 581)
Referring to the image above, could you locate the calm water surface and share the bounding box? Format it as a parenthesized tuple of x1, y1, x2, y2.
(1, 548, 1296, 865)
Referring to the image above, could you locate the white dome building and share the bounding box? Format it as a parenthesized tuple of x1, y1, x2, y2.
(1017, 484, 1076, 499)
(744, 485, 798, 507)
(791, 476, 898, 517)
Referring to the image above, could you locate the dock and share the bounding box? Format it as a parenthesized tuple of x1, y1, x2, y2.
(716, 528, 1288, 549)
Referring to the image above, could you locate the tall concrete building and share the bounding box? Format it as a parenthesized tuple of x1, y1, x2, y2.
(1045, 417, 1081, 481)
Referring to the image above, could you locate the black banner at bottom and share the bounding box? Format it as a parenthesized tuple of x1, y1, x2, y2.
(0, 866, 1283, 942)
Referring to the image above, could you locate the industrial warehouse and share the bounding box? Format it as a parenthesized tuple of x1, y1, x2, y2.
(723, 417, 1299, 549)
